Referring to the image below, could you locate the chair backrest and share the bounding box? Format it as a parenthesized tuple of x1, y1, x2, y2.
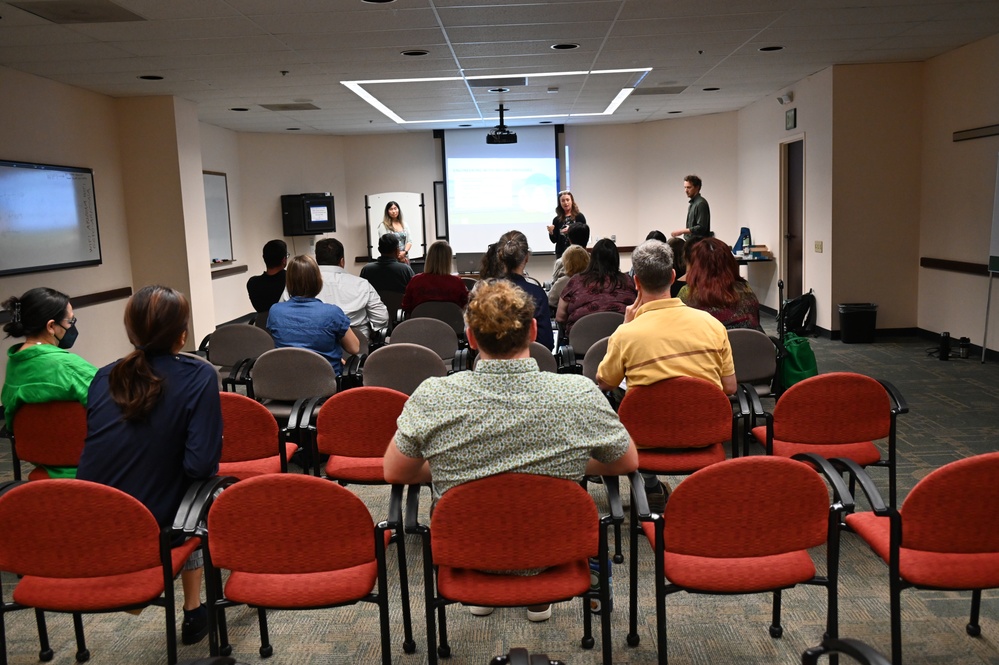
(411, 301, 465, 338)
(568, 312, 624, 358)
(581, 336, 609, 383)
(208, 474, 375, 574)
(663, 456, 829, 557)
(252, 310, 270, 331)
(206, 323, 274, 369)
(11, 401, 87, 467)
(0, 479, 161, 577)
(900, 451, 999, 554)
(219, 392, 281, 462)
(316, 387, 408, 458)
(772, 372, 890, 444)
(431, 474, 598, 570)
(618, 377, 732, 449)
(363, 343, 448, 396)
(390, 318, 459, 361)
(529, 342, 558, 373)
(460, 277, 477, 292)
(728, 329, 777, 385)
(251, 347, 338, 402)
(376, 290, 405, 328)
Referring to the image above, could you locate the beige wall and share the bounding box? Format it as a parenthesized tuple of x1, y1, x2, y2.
(918, 32, 999, 348)
(0, 66, 133, 381)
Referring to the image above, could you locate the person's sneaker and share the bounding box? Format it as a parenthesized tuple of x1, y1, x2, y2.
(527, 604, 552, 622)
(468, 605, 494, 616)
(645, 480, 672, 514)
(181, 603, 209, 645)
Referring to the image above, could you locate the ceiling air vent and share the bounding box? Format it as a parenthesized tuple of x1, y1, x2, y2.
(260, 103, 321, 112)
(631, 86, 688, 96)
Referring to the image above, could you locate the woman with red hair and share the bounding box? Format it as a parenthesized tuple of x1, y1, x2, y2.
(678, 237, 764, 332)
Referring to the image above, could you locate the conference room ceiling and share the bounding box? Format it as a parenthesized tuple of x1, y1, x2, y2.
(1, 0, 998, 135)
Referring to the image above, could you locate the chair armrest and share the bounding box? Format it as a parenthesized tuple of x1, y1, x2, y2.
(803, 637, 891, 665)
(555, 344, 576, 373)
(878, 379, 909, 415)
(599, 475, 625, 523)
(734, 383, 753, 419)
(368, 327, 388, 351)
(791, 453, 855, 512)
(387, 483, 405, 528)
(197, 333, 211, 356)
(743, 382, 766, 419)
(0, 480, 26, 499)
(172, 476, 238, 537)
(829, 457, 889, 515)
(452, 348, 469, 373)
(626, 470, 651, 520)
(405, 483, 426, 534)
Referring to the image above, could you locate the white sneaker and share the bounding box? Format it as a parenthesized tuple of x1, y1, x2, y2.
(468, 605, 494, 616)
(526, 604, 552, 622)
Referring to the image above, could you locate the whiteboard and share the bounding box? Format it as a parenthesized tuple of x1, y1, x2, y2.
(365, 192, 425, 260)
(204, 172, 233, 262)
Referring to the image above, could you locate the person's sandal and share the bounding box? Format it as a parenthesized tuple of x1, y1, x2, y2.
(468, 605, 494, 616)
(527, 604, 552, 622)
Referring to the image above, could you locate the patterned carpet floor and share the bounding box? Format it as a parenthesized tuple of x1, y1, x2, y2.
(1, 317, 997, 664)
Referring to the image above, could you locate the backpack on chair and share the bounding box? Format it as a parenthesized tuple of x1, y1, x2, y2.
(779, 289, 817, 338)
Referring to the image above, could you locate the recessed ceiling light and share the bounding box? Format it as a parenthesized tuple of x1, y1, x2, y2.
(459, 124, 472, 127)
(401, 49, 428, 57)
(137, 75, 163, 80)
(550, 43, 579, 50)
(286, 128, 301, 131)
(668, 111, 683, 114)
(229, 107, 249, 112)
(362, 0, 396, 3)
(759, 45, 784, 52)
(539, 121, 553, 124)
(488, 87, 509, 93)
(703, 87, 720, 91)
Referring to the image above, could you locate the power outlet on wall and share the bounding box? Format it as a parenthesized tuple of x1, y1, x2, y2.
(814, 240, 823, 253)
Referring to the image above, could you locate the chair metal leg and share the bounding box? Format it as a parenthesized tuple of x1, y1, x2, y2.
(257, 607, 273, 658)
(626, 503, 641, 648)
(33, 609, 53, 662)
(889, 574, 902, 665)
(581, 597, 594, 649)
(769, 590, 784, 638)
(967, 589, 982, 637)
(71, 612, 89, 662)
(421, 533, 440, 665)
(436, 602, 450, 658)
(392, 525, 416, 653)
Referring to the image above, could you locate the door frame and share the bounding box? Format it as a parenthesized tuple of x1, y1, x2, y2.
(779, 133, 806, 299)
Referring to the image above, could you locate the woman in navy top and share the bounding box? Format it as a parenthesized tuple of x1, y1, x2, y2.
(266, 255, 360, 375)
(78, 285, 222, 645)
(480, 230, 554, 351)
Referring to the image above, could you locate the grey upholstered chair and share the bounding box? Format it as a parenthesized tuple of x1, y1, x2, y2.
(361, 343, 448, 396)
(556, 311, 623, 373)
(389, 318, 460, 366)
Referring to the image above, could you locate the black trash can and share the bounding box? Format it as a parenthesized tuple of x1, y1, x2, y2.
(838, 303, 878, 343)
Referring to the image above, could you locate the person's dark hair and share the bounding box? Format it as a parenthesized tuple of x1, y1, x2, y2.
(424, 240, 453, 276)
(667, 236, 687, 275)
(381, 200, 403, 228)
(315, 238, 344, 266)
(262, 239, 288, 269)
(684, 174, 702, 190)
(566, 222, 590, 247)
(378, 233, 400, 257)
(2, 287, 70, 339)
(684, 237, 744, 308)
(579, 238, 630, 290)
(109, 285, 190, 422)
(465, 279, 535, 357)
(555, 190, 580, 223)
(646, 230, 668, 243)
(286, 255, 323, 298)
(479, 230, 528, 279)
(631, 240, 675, 294)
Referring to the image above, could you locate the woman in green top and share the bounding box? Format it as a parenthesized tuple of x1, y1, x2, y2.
(2, 287, 98, 477)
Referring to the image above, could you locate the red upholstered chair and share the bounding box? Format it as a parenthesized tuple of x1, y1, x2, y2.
(0, 479, 209, 665)
(307, 386, 415, 653)
(747, 372, 908, 507)
(627, 456, 847, 665)
(204, 474, 393, 663)
(418, 473, 617, 665)
(841, 452, 999, 665)
(9, 401, 87, 481)
(218, 392, 297, 479)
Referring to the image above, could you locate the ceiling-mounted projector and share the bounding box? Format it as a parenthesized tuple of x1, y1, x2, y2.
(486, 104, 518, 144)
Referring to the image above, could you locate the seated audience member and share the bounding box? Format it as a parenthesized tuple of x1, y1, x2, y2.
(77, 285, 222, 645)
(548, 245, 590, 309)
(360, 234, 415, 294)
(402, 240, 468, 315)
(267, 255, 360, 375)
(480, 231, 554, 350)
(667, 236, 687, 297)
(384, 279, 637, 620)
(2, 287, 97, 478)
(246, 239, 288, 313)
(678, 237, 764, 332)
(287, 238, 388, 341)
(551, 222, 591, 281)
(557, 238, 637, 336)
(596, 240, 735, 511)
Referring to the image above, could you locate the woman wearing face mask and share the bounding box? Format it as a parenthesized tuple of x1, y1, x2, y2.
(2, 287, 97, 478)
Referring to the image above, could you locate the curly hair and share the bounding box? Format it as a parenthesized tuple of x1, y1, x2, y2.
(464, 279, 535, 357)
(684, 237, 744, 308)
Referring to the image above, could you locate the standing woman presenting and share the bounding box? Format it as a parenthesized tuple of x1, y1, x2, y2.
(379, 200, 412, 264)
(547, 190, 587, 259)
